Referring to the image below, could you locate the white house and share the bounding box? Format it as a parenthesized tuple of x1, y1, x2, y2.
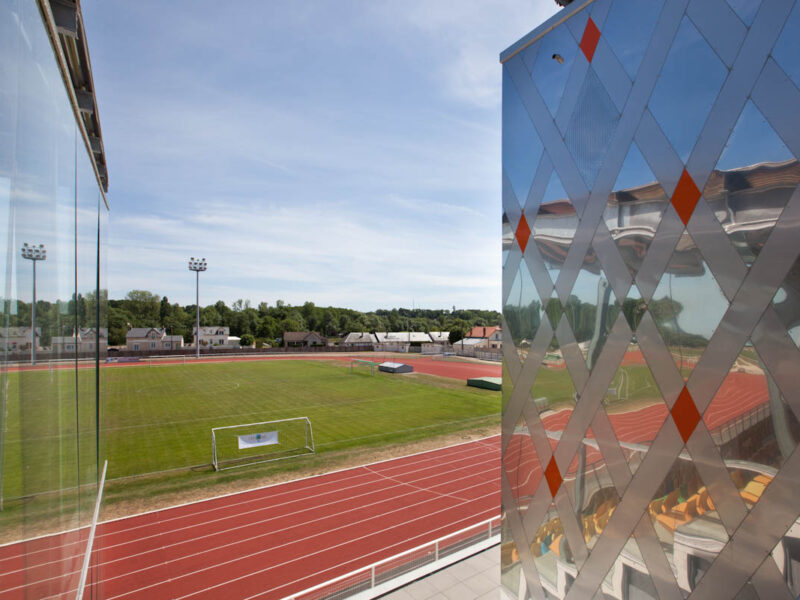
(126, 327, 184, 351)
(0, 327, 40, 351)
(340, 332, 378, 346)
(193, 326, 240, 348)
(51, 327, 108, 354)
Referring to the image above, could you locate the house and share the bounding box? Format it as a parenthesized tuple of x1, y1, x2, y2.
(51, 328, 108, 354)
(283, 331, 327, 348)
(466, 326, 502, 350)
(0, 327, 40, 351)
(126, 327, 184, 352)
(340, 332, 378, 346)
(453, 337, 489, 351)
(427, 332, 451, 344)
(375, 332, 432, 344)
(193, 326, 239, 348)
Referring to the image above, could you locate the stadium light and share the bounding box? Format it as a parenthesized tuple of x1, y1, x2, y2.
(20, 243, 46, 365)
(188, 257, 207, 359)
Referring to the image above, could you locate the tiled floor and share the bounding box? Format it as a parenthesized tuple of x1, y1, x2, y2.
(380, 546, 499, 600)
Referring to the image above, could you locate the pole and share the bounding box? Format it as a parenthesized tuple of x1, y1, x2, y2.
(31, 259, 36, 366)
(196, 269, 200, 360)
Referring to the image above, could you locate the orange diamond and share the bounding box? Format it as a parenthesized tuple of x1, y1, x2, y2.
(544, 456, 562, 497)
(580, 18, 601, 62)
(671, 169, 701, 226)
(515, 213, 531, 253)
(671, 386, 701, 444)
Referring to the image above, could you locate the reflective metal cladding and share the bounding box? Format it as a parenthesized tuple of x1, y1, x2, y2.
(500, 1, 800, 598)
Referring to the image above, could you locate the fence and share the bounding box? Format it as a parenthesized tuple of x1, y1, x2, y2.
(282, 516, 500, 600)
(454, 347, 502, 362)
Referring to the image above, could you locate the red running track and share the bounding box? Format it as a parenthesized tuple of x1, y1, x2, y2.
(8, 354, 501, 381)
(0, 437, 499, 600)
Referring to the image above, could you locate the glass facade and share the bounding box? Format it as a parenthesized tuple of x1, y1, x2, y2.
(0, 0, 108, 596)
(501, 0, 800, 598)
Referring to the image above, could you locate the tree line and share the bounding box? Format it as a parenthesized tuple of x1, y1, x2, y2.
(107, 290, 501, 347)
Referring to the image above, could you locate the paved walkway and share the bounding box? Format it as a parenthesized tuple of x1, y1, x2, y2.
(380, 546, 499, 600)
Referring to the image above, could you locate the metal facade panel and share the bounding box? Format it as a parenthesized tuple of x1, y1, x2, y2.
(501, 0, 800, 598)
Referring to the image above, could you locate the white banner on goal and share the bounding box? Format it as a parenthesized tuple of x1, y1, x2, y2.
(238, 431, 279, 449)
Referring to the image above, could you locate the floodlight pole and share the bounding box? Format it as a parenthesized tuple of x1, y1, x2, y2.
(188, 257, 207, 360)
(21, 243, 46, 366)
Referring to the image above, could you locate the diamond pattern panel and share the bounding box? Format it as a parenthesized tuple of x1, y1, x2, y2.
(503, 71, 544, 209)
(601, 340, 669, 478)
(772, 2, 800, 92)
(532, 169, 578, 285)
(702, 342, 800, 512)
(564, 68, 620, 188)
(504, 257, 544, 363)
(604, 143, 670, 278)
(649, 231, 729, 380)
(648, 16, 728, 162)
(563, 243, 619, 371)
(705, 100, 800, 267)
(579, 18, 601, 63)
(502, 2, 800, 598)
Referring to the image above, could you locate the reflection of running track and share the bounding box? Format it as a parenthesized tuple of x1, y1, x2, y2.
(8, 354, 501, 381)
(504, 370, 769, 502)
(0, 438, 499, 600)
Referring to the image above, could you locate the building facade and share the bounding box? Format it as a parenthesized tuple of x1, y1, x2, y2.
(193, 325, 239, 348)
(501, 1, 800, 598)
(126, 327, 184, 351)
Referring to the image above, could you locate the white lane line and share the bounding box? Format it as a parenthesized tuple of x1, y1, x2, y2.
(2, 456, 498, 590)
(128, 490, 500, 600)
(0, 437, 498, 565)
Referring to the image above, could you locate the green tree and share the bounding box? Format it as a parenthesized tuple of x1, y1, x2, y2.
(240, 333, 255, 346)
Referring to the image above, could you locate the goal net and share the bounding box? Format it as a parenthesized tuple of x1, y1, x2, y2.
(211, 417, 315, 471)
(350, 358, 377, 375)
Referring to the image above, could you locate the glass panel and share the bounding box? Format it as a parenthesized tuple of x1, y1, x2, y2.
(602, 0, 664, 79)
(503, 68, 544, 208)
(504, 415, 540, 514)
(648, 17, 728, 161)
(601, 338, 667, 477)
(772, 254, 800, 350)
(532, 170, 579, 285)
(597, 538, 659, 600)
(564, 69, 620, 188)
(705, 101, 799, 266)
(649, 231, 729, 380)
(501, 512, 524, 596)
(0, 1, 105, 596)
(772, 2, 800, 91)
(530, 25, 579, 118)
(503, 212, 513, 267)
(726, 0, 761, 26)
(604, 143, 669, 278)
(504, 257, 544, 363)
(703, 342, 798, 511)
(533, 333, 577, 416)
(565, 244, 619, 370)
(648, 456, 728, 595)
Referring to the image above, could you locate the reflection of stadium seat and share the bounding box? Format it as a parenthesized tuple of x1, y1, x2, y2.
(754, 474, 773, 486)
(731, 470, 746, 489)
(740, 480, 767, 504)
(549, 534, 563, 556)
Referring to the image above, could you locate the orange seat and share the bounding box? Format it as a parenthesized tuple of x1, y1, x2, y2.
(754, 474, 773, 486)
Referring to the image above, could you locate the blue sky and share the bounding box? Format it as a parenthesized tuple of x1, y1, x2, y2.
(81, 1, 558, 311)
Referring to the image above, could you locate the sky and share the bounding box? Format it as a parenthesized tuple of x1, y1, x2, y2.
(80, 0, 558, 312)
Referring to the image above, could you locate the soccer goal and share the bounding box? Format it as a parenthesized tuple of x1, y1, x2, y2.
(350, 358, 377, 375)
(211, 417, 315, 471)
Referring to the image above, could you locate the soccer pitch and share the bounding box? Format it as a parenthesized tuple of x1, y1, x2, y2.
(2, 359, 499, 497)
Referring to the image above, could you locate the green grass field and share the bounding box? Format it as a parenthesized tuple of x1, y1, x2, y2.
(2, 359, 500, 501)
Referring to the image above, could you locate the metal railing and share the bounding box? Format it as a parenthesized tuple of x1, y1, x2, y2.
(282, 516, 501, 600)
